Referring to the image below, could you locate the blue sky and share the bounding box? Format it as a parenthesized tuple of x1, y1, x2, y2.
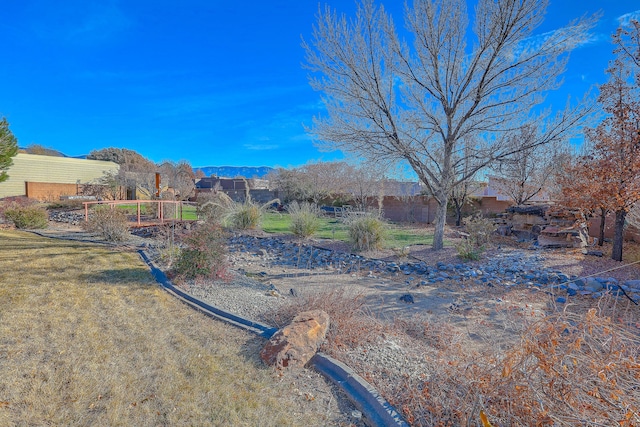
(1, 1, 639, 168)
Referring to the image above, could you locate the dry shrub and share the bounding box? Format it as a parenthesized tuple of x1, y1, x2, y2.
(271, 289, 383, 350)
(457, 214, 495, 260)
(173, 222, 228, 281)
(83, 206, 129, 241)
(388, 309, 640, 427)
(154, 223, 185, 268)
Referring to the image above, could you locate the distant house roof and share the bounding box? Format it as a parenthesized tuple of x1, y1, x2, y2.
(0, 153, 119, 199)
(195, 176, 270, 191)
(195, 177, 247, 191)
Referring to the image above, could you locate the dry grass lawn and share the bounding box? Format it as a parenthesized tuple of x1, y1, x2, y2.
(0, 230, 336, 427)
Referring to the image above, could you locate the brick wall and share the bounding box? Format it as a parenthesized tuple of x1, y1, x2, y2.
(368, 196, 438, 223)
(474, 196, 512, 216)
(588, 213, 640, 243)
(25, 182, 81, 201)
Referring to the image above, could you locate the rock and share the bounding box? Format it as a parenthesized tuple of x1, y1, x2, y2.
(624, 280, 640, 291)
(265, 289, 283, 298)
(399, 294, 414, 304)
(556, 297, 567, 304)
(496, 225, 512, 236)
(583, 250, 604, 257)
(506, 205, 549, 216)
(584, 278, 603, 293)
(260, 310, 330, 369)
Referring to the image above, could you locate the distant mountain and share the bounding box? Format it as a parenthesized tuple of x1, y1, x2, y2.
(194, 166, 274, 179)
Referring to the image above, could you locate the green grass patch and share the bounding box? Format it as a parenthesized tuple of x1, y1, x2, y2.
(262, 212, 436, 248)
(112, 203, 198, 220)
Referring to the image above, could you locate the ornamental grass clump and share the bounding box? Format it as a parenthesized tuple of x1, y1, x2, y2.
(196, 192, 233, 223)
(173, 222, 228, 281)
(287, 201, 321, 239)
(83, 206, 129, 241)
(224, 196, 279, 230)
(227, 198, 262, 229)
(345, 212, 387, 251)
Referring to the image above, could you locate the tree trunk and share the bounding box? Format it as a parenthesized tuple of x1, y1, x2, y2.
(598, 207, 606, 247)
(432, 194, 448, 250)
(611, 209, 626, 262)
(454, 202, 462, 227)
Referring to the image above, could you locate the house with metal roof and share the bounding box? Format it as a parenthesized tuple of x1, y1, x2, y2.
(0, 153, 119, 201)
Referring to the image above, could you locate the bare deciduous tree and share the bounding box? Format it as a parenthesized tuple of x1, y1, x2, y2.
(304, 0, 595, 249)
(88, 147, 158, 199)
(301, 161, 352, 205)
(267, 167, 313, 203)
(337, 161, 387, 212)
(159, 161, 196, 201)
(449, 137, 482, 226)
(490, 125, 564, 205)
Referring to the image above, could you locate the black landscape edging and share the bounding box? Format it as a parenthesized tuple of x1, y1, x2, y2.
(138, 250, 410, 427)
(310, 353, 410, 427)
(138, 250, 277, 338)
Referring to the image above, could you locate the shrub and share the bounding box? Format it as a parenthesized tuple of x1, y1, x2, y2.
(345, 213, 386, 251)
(222, 196, 279, 230)
(46, 199, 85, 210)
(3, 205, 48, 229)
(457, 214, 495, 260)
(225, 197, 263, 230)
(287, 201, 321, 239)
(83, 206, 129, 241)
(456, 239, 483, 260)
(173, 222, 228, 280)
(196, 192, 233, 223)
(391, 309, 640, 427)
(155, 223, 182, 267)
(270, 289, 381, 349)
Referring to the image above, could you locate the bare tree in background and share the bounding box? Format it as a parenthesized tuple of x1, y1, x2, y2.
(304, 0, 595, 249)
(301, 161, 352, 205)
(266, 168, 307, 203)
(346, 162, 387, 212)
(490, 125, 565, 205)
(449, 137, 483, 226)
(159, 161, 196, 201)
(89, 148, 158, 199)
(22, 144, 64, 157)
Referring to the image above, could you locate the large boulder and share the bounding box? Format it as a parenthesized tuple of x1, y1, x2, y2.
(260, 310, 330, 369)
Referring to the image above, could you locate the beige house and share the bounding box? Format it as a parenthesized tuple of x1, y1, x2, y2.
(0, 153, 119, 201)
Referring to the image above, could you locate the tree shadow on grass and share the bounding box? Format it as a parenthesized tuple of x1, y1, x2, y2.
(80, 267, 156, 286)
